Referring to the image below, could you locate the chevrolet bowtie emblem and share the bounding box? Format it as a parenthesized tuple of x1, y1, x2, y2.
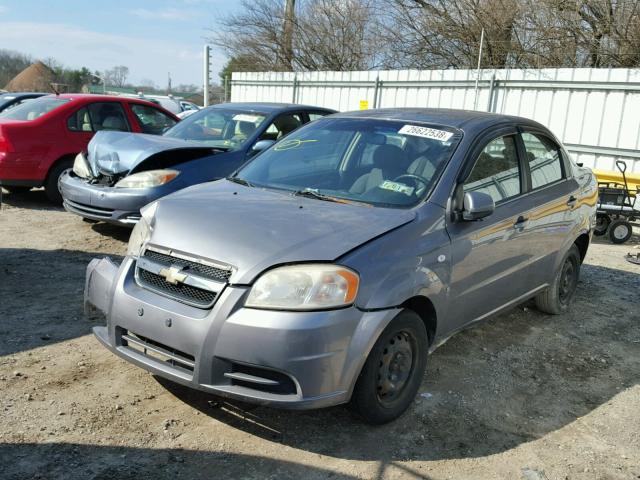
(159, 265, 188, 285)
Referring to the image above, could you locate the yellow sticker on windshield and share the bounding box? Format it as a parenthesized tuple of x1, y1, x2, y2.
(380, 180, 414, 196)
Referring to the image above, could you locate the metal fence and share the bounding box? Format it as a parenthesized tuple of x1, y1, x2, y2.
(231, 68, 640, 173)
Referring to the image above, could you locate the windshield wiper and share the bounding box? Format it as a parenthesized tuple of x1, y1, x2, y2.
(226, 176, 254, 187)
(291, 188, 345, 203)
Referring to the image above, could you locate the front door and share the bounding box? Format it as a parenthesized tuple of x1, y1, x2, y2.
(445, 131, 532, 332)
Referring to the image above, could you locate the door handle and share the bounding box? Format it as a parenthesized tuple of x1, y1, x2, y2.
(513, 216, 528, 230)
(567, 195, 577, 208)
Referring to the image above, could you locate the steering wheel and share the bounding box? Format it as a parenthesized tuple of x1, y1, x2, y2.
(392, 174, 430, 195)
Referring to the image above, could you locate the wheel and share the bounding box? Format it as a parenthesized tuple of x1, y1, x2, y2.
(44, 159, 73, 204)
(608, 219, 632, 244)
(593, 213, 610, 236)
(535, 244, 581, 315)
(349, 310, 428, 424)
(2, 185, 31, 194)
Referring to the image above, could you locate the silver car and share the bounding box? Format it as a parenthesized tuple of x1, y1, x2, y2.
(86, 109, 598, 423)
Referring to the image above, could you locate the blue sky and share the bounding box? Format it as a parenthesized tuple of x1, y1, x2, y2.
(0, 0, 242, 88)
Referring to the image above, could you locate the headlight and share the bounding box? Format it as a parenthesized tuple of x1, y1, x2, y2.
(115, 169, 179, 189)
(72, 152, 91, 178)
(126, 217, 151, 257)
(245, 264, 359, 310)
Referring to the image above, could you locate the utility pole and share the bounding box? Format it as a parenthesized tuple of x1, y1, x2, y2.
(473, 27, 485, 110)
(203, 45, 210, 107)
(282, 0, 295, 69)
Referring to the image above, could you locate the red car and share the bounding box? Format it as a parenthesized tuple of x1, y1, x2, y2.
(0, 94, 179, 202)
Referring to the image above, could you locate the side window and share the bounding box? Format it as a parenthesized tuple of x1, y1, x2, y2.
(521, 132, 564, 189)
(67, 107, 93, 132)
(308, 112, 330, 122)
(464, 135, 521, 203)
(67, 103, 130, 132)
(131, 104, 177, 134)
(259, 113, 303, 141)
(88, 102, 130, 132)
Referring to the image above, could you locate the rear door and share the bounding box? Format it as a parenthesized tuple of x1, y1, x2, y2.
(445, 127, 534, 330)
(514, 128, 577, 285)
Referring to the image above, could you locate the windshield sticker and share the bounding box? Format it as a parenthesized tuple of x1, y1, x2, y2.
(398, 125, 453, 142)
(233, 114, 262, 123)
(274, 138, 318, 151)
(380, 180, 414, 196)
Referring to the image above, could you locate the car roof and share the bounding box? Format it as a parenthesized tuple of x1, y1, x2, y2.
(209, 102, 336, 114)
(334, 108, 548, 132)
(0, 92, 46, 98)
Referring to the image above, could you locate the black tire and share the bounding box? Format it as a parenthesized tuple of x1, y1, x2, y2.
(608, 219, 632, 244)
(349, 310, 428, 424)
(535, 244, 581, 315)
(2, 185, 31, 194)
(593, 213, 610, 236)
(44, 159, 73, 204)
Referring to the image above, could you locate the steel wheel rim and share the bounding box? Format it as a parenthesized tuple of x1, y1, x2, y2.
(613, 224, 629, 240)
(595, 216, 608, 233)
(559, 258, 577, 305)
(376, 331, 415, 406)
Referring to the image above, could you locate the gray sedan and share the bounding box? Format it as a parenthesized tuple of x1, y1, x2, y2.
(85, 109, 598, 423)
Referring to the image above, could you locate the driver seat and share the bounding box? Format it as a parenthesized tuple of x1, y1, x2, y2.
(350, 144, 408, 194)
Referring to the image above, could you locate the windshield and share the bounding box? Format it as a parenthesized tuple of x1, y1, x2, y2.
(164, 108, 268, 151)
(236, 117, 461, 207)
(0, 96, 69, 121)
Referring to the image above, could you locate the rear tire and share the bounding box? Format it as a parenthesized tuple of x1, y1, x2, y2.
(593, 213, 610, 236)
(44, 159, 73, 204)
(535, 244, 581, 315)
(608, 219, 632, 244)
(349, 310, 428, 424)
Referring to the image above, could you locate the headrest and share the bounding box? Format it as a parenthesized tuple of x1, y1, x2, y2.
(372, 144, 407, 171)
(102, 116, 126, 131)
(274, 116, 301, 136)
(237, 121, 256, 136)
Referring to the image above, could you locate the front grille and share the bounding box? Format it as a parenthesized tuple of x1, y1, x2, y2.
(120, 329, 195, 376)
(64, 199, 114, 218)
(143, 249, 232, 283)
(137, 268, 217, 307)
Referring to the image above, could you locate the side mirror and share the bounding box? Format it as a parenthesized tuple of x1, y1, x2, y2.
(251, 139, 275, 153)
(462, 191, 495, 221)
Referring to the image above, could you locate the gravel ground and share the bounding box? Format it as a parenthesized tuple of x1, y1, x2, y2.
(1, 188, 639, 480)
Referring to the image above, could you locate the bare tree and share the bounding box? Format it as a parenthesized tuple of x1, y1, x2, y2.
(210, 0, 386, 71)
(103, 66, 129, 87)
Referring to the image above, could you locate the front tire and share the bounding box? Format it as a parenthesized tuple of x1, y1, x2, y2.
(350, 310, 428, 424)
(535, 244, 581, 315)
(45, 159, 73, 204)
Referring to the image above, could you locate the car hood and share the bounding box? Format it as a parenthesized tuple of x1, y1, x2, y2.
(87, 131, 217, 176)
(148, 180, 417, 284)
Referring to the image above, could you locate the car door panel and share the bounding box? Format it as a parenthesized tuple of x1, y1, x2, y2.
(445, 129, 533, 331)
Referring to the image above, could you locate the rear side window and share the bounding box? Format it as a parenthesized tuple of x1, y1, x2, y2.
(68, 102, 130, 132)
(522, 132, 564, 189)
(308, 112, 330, 122)
(131, 104, 177, 134)
(464, 135, 521, 203)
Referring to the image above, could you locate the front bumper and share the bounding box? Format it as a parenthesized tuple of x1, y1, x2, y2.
(86, 256, 400, 409)
(60, 170, 161, 226)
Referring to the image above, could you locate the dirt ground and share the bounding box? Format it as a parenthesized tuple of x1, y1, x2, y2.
(1, 188, 639, 480)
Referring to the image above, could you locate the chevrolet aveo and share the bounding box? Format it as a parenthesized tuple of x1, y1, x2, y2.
(86, 109, 598, 424)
